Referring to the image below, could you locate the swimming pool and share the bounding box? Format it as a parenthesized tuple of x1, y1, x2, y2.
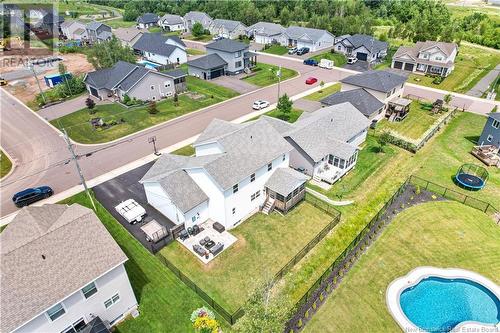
(137, 60, 161, 69)
(387, 267, 500, 333)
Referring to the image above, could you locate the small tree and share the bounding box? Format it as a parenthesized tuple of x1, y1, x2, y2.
(277, 93, 293, 121)
(191, 22, 204, 38)
(443, 94, 452, 105)
(85, 97, 96, 114)
(122, 94, 131, 105)
(319, 80, 325, 93)
(147, 101, 158, 114)
(377, 131, 391, 153)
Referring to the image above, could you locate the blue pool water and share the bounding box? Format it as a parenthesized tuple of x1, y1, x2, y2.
(137, 60, 161, 69)
(400, 277, 500, 332)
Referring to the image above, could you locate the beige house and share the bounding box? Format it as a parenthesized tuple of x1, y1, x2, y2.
(113, 27, 147, 47)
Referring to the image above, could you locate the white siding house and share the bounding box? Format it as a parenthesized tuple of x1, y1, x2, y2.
(158, 14, 185, 32)
(278, 26, 335, 52)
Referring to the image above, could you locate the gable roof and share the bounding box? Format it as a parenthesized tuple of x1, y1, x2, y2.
(0, 204, 127, 333)
(184, 11, 212, 28)
(320, 88, 385, 118)
(133, 33, 182, 57)
(159, 14, 184, 25)
(488, 112, 500, 122)
(187, 53, 228, 70)
(393, 41, 458, 63)
(339, 34, 388, 53)
(341, 70, 408, 93)
(137, 12, 159, 24)
(265, 167, 309, 196)
(246, 22, 285, 36)
(211, 19, 245, 33)
(284, 26, 333, 43)
(42, 13, 64, 25)
(60, 20, 83, 30)
(206, 39, 248, 53)
(113, 27, 147, 43)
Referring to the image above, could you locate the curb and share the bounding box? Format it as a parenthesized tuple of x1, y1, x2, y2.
(0, 147, 16, 181)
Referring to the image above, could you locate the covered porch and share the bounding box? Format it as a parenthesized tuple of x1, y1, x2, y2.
(264, 168, 309, 214)
(244, 51, 258, 70)
(387, 97, 412, 122)
(415, 63, 450, 77)
(312, 150, 358, 189)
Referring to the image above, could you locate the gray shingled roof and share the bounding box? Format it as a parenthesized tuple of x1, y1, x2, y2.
(86, 21, 107, 31)
(339, 34, 388, 53)
(259, 115, 295, 134)
(0, 204, 127, 333)
(211, 19, 245, 33)
(206, 39, 248, 53)
(187, 53, 228, 70)
(184, 11, 213, 28)
(159, 14, 184, 25)
(320, 88, 385, 118)
(246, 22, 285, 37)
(341, 70, 408, 93)
(137, 13, 159, 24)
(265, 168, 309, 196)
(42, 13, 64, 25)
(133, 33, 181, 57)
(194, 118, 242, 144)
(284, 26, 332, 43)
(163, 68, 187, 79)
(393, 41, 458, 66)
(112, 27, 147, 43)
(488, 112, 500, 121)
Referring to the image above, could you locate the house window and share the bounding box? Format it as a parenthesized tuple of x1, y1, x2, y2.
(255, 190, 260, 198)
(233, 184, 239, 193)
(487, 135, 493, 142)
(235, 51, 241, 57)
(81, 282, 98, 299)
(328, 155, 333, 164)
(251, 190, 260, 201)
(492, 119, 500, 129)
(61, 318, 86, 333)
(104, 293, 120, 309)
(46, 303, 65, 321)
(282, 154, 286, 161)
(267, 163, 272, 171)
(339, 159, 345, 169)
(337, 45, 341, 51)
(250, 173, 255, 182)
(436, 56, 442, 61)
(235, 61, 242, 68)
(232, 207, 236, 215)
(150, 85, 155, 90)
(333, 157, 340, 167)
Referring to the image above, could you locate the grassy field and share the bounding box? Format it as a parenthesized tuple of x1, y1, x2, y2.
(376, 101, 442, 140)
(51, 77, 239, 144)
(409, 44, 500, 93)
(0, 150, 12, 178)
(160, 201, 334, 312)
(262, 45, 289, 55)
(187, 48, 206, 55)
(447, 4, 500, 23)
(303, 83, 341, 101)
(242, 63, 298, 87)
(304, 201, 500, 332)
(310, 52, 347, 67)
(60, 192, 229, 332)
(105, 18, 136, 28)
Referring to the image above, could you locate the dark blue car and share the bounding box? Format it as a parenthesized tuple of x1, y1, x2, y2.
(303, 58, 318, 66)
(12, 186, 53, 207)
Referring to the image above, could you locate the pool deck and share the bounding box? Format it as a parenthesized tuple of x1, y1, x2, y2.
(386, 266, 500, 333)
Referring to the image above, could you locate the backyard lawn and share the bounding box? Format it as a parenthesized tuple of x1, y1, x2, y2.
(0, 150, 12, 178)
(60, 192, 229, 332)
(171, 144, 195, 156)
(187, 48, 206, 55)
(409, 44, 500, 93)
(51, 77, 239, 144)
(310, 52, 347, 67)
(242, 63, 298, 87)
(303, 83, 341, 101)
(375, 100, 443, 140)
(103, 18, 136, 28)
(160, 200, 335, 313)
(262, 44, 289, 55)
(264, 107, 303, 123)
(184, 34, 214, 42)
(304, 201, 500, 332)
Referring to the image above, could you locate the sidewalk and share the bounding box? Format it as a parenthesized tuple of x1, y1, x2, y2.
(467, 64, 499, 98)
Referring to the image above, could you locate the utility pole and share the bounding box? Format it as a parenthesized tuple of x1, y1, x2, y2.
(148, 136, 161, 156)
(30, 63, 46, 104)
(62, 128, 97, 211)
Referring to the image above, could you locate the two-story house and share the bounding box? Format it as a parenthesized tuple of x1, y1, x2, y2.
(478, 113, 500, 148)
(113, 26, 147, 48)
(333, 34, 388, 62)
(133, 33, 187, 65)
(187, 39, 257, 78)
(158, 14, 185, 32)
(278, 26, 335, 52)
(84, 61, 186, 101)
(391, 41, 458, 77)
(209, 19, 246, 39)
(246, 22, 285, 45)
(60, 20, 88, 41)
(0, 204, 138, 333)
(85, 21, 112, 44)
(183, 11, 212, 32)
(136, 13, 159, 29)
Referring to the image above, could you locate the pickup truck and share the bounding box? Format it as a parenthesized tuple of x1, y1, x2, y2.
(115, 199, 146, 224)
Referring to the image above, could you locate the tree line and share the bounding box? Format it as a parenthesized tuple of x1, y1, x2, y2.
(91, 0, 499, 49)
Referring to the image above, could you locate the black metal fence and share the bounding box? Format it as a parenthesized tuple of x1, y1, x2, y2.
(156, 196, 341, 326)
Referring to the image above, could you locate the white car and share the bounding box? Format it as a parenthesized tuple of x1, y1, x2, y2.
(252, 100, 270, 110)
(347, 56, 358, 64)
(115, 199, 146, 224)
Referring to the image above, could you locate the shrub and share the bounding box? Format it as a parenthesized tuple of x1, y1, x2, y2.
(319, 293, 324, 302)
(85, 97, 96, 114)
(312, 302, 317, 310)
(305, 310, 309, 318)
(123, 94, 131, 104)
(296, 319, 303, 328)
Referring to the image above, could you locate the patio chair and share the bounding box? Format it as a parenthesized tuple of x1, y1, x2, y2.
(193, 244, 206, 257)
(187, 227, 194, 235)
(179, 229, 189, 241)
(210, 242, 224, 256)
(204, 240, 215, 250)
(192, 225, 201, 235)
(199, 237, 208, 246)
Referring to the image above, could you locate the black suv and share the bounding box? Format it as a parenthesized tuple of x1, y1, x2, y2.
(12, 186, 53, 207)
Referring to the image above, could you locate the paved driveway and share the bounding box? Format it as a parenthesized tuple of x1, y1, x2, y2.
(38, 94, 105, 121)
(212, 75, 258, 94)
(93, 161, 176, 254)
(294, 98, 323, 112)
(343, 60, 370, 72)
(467, 64, 499, 98)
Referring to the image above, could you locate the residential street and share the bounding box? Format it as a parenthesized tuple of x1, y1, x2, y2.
(0, 52, 498, 218)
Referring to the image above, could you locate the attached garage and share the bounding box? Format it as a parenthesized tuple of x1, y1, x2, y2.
(187, 53, 228, 81)
(393, 61, 403, 70)
(209, 68, 224, 80)
(356, 52, 368, 61)
(404, 63, 415, 71)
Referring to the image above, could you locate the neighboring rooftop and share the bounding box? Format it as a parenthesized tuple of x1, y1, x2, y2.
(246, 21, 285, 36)
(86, 20, 109, 31)
(184, 11, 212, 27)
(133, 33, 183, 57)
(341, 70, 408, 93)
(211, 18, 245, 33)
(265, 167, 309, 196)
(113, 26, 147, 43)
(284, 26, 333, 42)
(42, 12, 64, 25)
(393, 41, 458, 65)
(187, 53, 228, 70)
(206, 39, 248, 53)
(0, 204, 127, 333)
(159, 13, 184, 25)
(320, 88, 385, 118)
(488, 112, 500, 121)
(137, 12, 159, 25)
(338, 34, 388, 53)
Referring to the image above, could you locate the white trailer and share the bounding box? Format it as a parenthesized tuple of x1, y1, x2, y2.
(115, 199, 146, 224)
(319, 59, 334, 69)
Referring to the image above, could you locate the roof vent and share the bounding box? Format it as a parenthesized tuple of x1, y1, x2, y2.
(250, 135, 253, 139)
(41, 254, 46, 260)
(331, 118, 333, 122)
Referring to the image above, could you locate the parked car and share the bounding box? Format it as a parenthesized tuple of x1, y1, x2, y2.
(305, 77, 318, 85)
(303, 58, 318, 66)
(115, 199, 146, 224)
(347, 56, 358, 64)
(212, 35, 224, 41)
(12, 186, 53, 207)
(252, 100, 270, 110)
(288, 47, 298, 55)
(296, 47, 310, 55)
(319, 59, 334, 69)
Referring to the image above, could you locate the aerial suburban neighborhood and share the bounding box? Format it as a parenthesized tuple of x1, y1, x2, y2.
(0, 1, 499, 333)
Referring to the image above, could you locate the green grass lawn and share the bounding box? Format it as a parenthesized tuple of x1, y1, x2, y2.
(409, 44, 500, 93)
(303, 83, 341, 101)
(264, 108, 303, 123)
(184, 34, 213, 42)
(304, 201, 500, 332)
(51, 77, 239, 144)
(373, 45, 399, 70)
(310, 52, 347, 67)
(160, 200, 335, 313)
(60, 192, 229, 332)
(105, 18, 136, 29)
(0, 150, 12, 178)
(375, 101, 443, 140)
(171, 144, 195, 156)
(242, 63, 298, 87)
(262, 45, 289, 55)
(187, 48, 206, 55)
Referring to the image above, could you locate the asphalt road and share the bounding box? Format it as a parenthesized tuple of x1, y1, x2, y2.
(0, 51, 498, 218)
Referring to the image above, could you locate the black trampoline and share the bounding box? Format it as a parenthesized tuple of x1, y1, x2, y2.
(454, 164, 489, 191)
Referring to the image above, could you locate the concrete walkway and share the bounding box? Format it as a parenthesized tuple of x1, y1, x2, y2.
(467, 64, 499, 98)
(38, 95, 107, 121)
(306, 188, 354, 206)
